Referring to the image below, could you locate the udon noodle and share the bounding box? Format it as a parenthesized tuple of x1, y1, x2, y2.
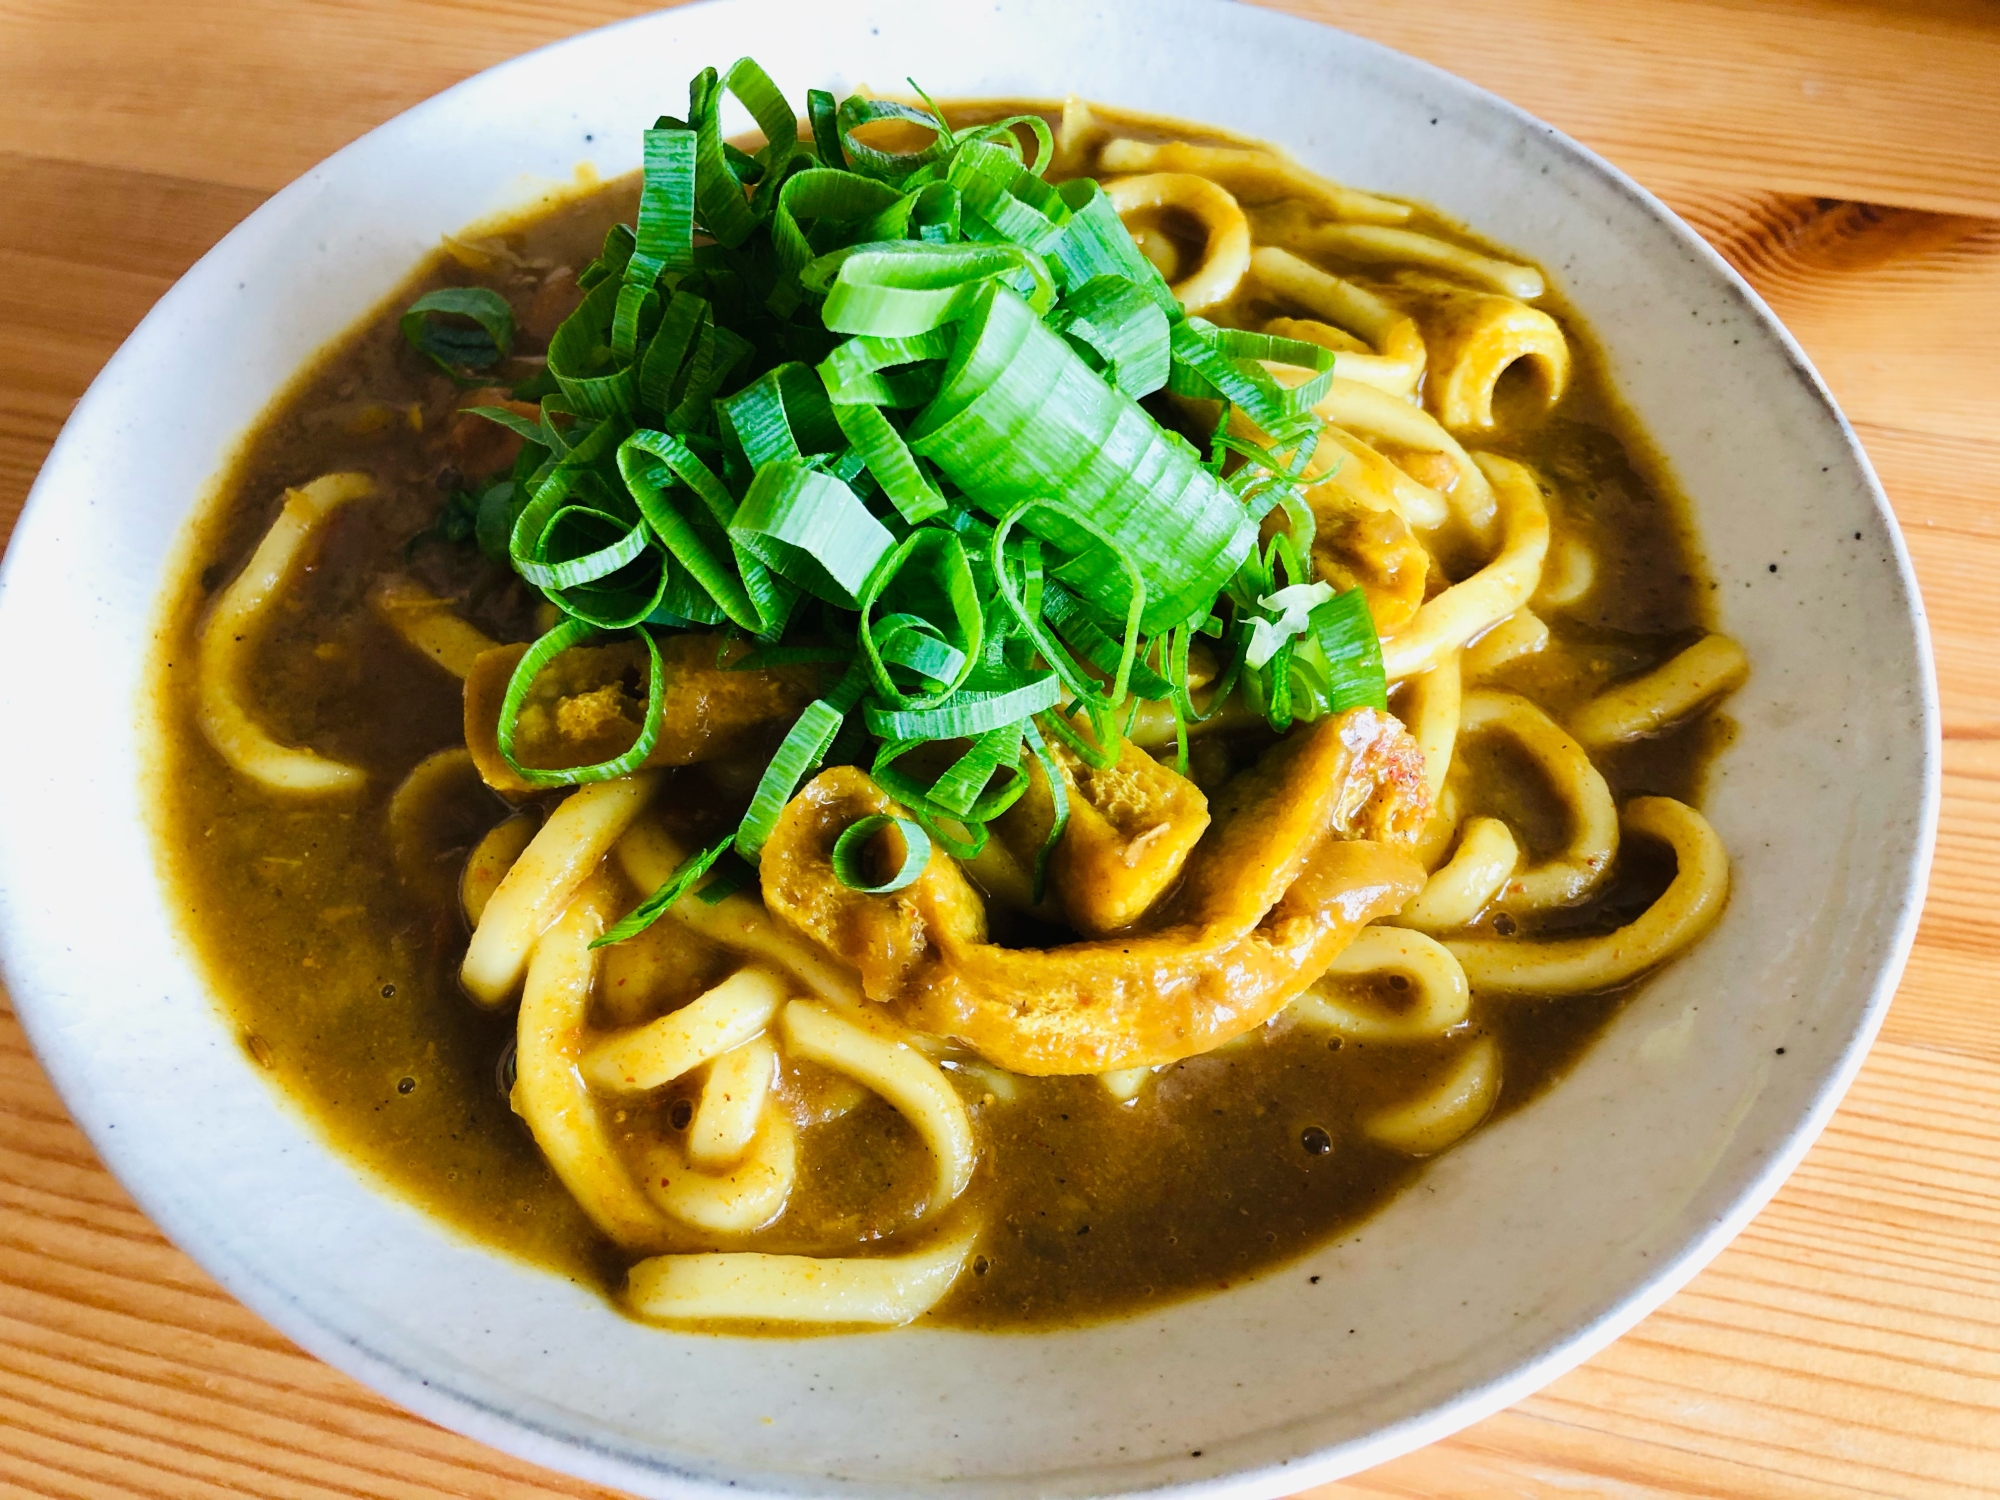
(152, 83, 1741, 1333)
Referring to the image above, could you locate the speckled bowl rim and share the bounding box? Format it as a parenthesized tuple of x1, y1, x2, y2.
(0, 1, 1938, 1496)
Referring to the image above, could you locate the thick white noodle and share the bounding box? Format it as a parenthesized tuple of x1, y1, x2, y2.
(617, 818, 863, 1007)
(1262, 316, 1417, 400)
(461, 772, 660, 1006)
(640, 1111, 796, 1234)
(511, 878, 669, 1248)
(1446, 797, 1729, 996)
(1250, 248, 1425, 401)
(1569, 635, 1749, 751)
(1462, 610, 1550, 681)
(1291, 927, 1471, 1041)
(581, 966, 788, 1095)
(367, 575, 498, 679)
(1297, 224, 1545, 300)
(1534, 535, 1597, 609)
(1302, 375, 1498, 543)
(1397, 651, 1466, 873)
(1379, 455, 1550, 681)
(624, 1226, 977, 1327)
(1364, 1036, 1501, 1155)
(1458, 690, 1619, 911)
(460, 813, 538, 927)
(197, 472, 375, 794)
(1312, 425, 1452, 529)
(1391, 816, 1520, 933)
(385, 748, 479, 906)
(1398, 652, 1462, 808)
(1099, 1067, 1153, 1102)
(1419, 291, 1571, 435)
(780, 1000, 976, 1214)
(687, 1035, 777, 1168)
(941, 1057, 1021, 1104)
(1104, 172, 1250, 314)
(1098, 137, 1412, 224)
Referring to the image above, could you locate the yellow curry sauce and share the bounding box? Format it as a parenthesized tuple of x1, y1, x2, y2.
(148, 110, 1723, 1328)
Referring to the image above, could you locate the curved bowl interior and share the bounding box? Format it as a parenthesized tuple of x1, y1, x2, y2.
(0, 0, 1937, 1496)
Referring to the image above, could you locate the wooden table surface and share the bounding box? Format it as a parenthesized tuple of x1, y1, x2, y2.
(3, 1, 1998, 1495)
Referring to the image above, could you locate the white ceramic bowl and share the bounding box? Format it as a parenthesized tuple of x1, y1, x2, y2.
(0, 1, 1938, 1494)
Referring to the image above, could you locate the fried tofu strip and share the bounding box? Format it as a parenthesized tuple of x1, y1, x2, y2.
(761, 709, 1430, 1074)
(992, 733, 1211, 936)
(463, 634, 822, 793)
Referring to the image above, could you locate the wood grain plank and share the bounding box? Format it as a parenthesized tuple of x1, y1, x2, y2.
(1323, 1043, 2000, 1498)
(1655, 184, 2000, 447)
(0, 997, 631, 1499)
(0, 155, 266, 555)
(2, 3, 1998, 1498)
(2, 0, 1999, 214)
(1268, 0, 2000, 217)
(0, 0, 666, 194)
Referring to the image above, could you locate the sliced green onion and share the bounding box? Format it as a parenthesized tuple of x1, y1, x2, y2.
(1307, 587, 1389, 712)
(591, 832, 731, 948)
(829, 402, 946, 523)
(830, 814, 932, 893)
(548, 276, 640, 418)
(1051, 274, 1170, 398)
(771, 166, 907, 276)
(911, 285, 1254, 632)
(495, 618, 666, 787)
(628, 127, 697, 287)
(577, 225, 635, 292)
(924, 722, 1026, 819)
(638, 291, 707, 417)
(441, 56, 1395, 901)
(946, 139, 1068, 251)
(616, 429, 767, 632)
(1049, 180, 1179, 319)
(1043, 582, 1173, 699)
(807, 88, 844, 168)
(836, 94, 954, 180)
(462, 404, 554, 448)
(1245, 581, 1336, 669)
(813, 241, 1055, 336)
(818, 327, 955, 403)
(864, 675, 1060, 740)
(1021, 716, 1069, 902)
(734, 661, 869, 861)
(1167, 320, 1335, 441)
(695, 853, 755, 904)
(858, 529, 981, 704)
(729, 461, 895, 607)
(400, 287, 515, 382)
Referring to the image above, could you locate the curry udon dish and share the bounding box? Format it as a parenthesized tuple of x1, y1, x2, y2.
(152, 63, 1746, 1331)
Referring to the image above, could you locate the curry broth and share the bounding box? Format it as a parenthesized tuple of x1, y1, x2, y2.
(149, 110, 1723, 1329)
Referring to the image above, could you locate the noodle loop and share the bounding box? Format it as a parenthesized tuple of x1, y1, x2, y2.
(197, 472, 375, 794)
(1459, 690, 1619, 912)
(1447, 798, 1729, 995)
(1104, 172, 1251, 314)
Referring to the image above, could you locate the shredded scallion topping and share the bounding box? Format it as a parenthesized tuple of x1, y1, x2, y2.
(413, 59, 1390, 940)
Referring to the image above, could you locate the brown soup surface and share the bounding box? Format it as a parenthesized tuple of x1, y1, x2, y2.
(148, 104, 1726, 1329)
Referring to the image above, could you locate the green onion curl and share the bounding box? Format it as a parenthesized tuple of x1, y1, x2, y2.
(830, 814, 933, 894)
